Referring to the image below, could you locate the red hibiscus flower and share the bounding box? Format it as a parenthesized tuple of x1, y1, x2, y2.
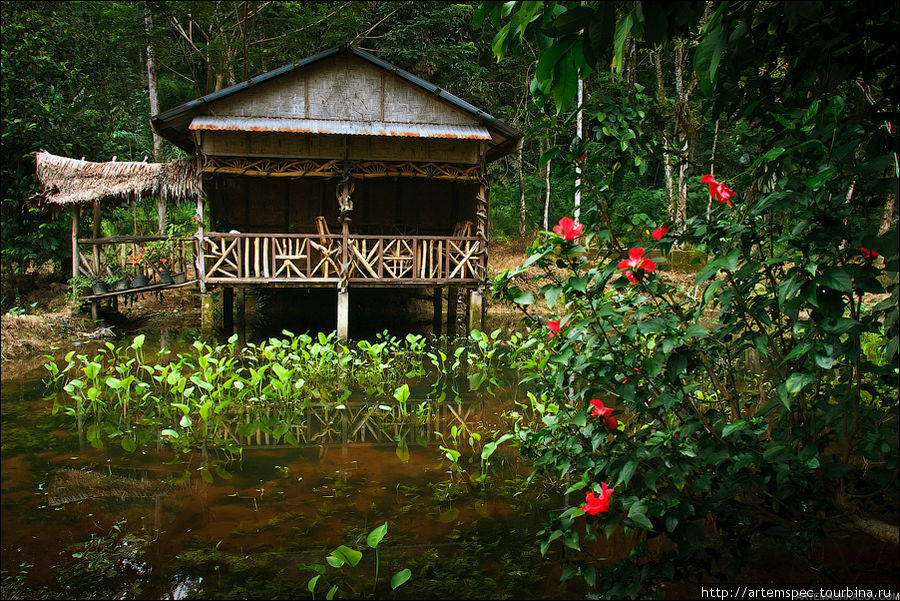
(581, 482, 614, 515)
(577, 153, 586, 163)
(701, 174, 735, 207)
(547, 319, 561, 339)
(860, 247, 879, 259)
(553, 217, 584, 242)
(589, 399, 618, 431)
(651, 225, 669, 240)
(618, 248, 656, 282)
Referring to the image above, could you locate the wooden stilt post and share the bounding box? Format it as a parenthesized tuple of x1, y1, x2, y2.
(447, 285, 458, 339)
(337, 287, 349, 340)
(195, 158, 207, 294)
(71, 205, 80, 297)
(464, 289, 472, 337)
(236, 287, 246, 345)
(432, 287, 442, 336)
(200, 292, 214, 340)
(223, 286, 234, 341)
(469, 290, 484, 333)
(88, 201, 101, 321)
(474, 167, 489, 336)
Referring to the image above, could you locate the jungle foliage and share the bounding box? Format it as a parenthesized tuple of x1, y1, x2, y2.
(486, 0, 899, 596)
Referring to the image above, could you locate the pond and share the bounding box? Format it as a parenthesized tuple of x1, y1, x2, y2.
(0, 332, 586, 600)
(3, 329, 897, 599)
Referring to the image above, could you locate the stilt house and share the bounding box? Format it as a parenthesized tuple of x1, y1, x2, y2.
(151, 45, 521, 338)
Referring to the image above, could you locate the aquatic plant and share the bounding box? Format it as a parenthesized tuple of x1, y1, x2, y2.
(45, 328, 517, 454)
(300, 522, 410, 599)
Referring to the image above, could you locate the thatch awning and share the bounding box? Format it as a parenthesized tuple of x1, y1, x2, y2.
(33, 151, 200, 208)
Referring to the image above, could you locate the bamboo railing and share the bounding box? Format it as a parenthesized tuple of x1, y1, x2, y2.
(75, 236, 196, 282)
(202, 232, 483, 285)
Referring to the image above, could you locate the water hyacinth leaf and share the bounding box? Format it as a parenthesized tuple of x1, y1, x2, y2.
(326, 585, 338, 600)
(395, 438, 410, 463)
(391, 568, 412, 590)
(160, 428, 179, 438)
(131, 334, 145, 349)
(307, 575, 320, 593)
(331, 546, 362, 567)
(367, 522, 387, 549)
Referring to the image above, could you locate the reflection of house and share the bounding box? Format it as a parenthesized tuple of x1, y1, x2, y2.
(151, 45, 521, 338)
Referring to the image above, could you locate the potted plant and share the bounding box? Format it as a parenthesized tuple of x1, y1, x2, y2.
(128, 250, 150, 287)
(107, 262, 130, 291)
(146, 240, 175, 284)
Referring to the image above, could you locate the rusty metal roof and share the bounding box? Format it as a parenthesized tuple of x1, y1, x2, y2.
(152, 45, 521, 161)
(189, 116, 491, 140)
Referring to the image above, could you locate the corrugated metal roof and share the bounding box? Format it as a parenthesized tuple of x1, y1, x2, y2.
(189, 116, 492, 140)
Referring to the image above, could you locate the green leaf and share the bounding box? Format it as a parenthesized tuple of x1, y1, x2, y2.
(552, 55, 578, 113)
(805, 167, 835, 190)
(367, 522, 387, 549)
(308, 575, 320, 593)
(817, 267, 852, 293)
(513, 290, 535, 305)
(331, 545, 362, 567)
(722, 421, 748, 438)
(618, 460, 637, 486)
(391, 568, 412, 590)
(612, 12, 634, 73)
(684, 324, 709, 339)
(785, 372, 814, 395)
(544, 285, 562, 309)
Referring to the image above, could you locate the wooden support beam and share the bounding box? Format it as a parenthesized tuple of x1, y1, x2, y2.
(337, 287, 349, 340)
(200, 292, 214, 340)
(92, 199, 101, 279)
(71, 205, 80, 290)
(469, 290, 484, 333)
(236, 287, 246, 345)
(447, 285, 458, 339)
(432, 287, 442, 336)
(223, 286, 234, 341)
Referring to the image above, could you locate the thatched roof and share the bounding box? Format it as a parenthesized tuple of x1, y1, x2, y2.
(34, 151, 200, 207)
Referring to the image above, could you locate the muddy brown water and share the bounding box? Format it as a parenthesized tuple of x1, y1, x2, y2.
(2, 327, 897, 599)
(0, 332, 587, 600)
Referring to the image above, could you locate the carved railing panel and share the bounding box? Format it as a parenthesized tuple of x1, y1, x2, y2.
(203, 233, 483, 284)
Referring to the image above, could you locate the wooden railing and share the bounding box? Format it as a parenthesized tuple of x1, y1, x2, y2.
(202, 232, 483, 285)
(75, 236, 196, 281)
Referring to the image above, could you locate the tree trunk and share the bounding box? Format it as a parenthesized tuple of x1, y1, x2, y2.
(145, 6, 165, 235)
(518, 142, 526, 237)
(654, 49, 676, 222)
(574, 78, 584, 222)
(543, 138, 551, 230)
(880, 151, 899, 234)
(707, 120, 719, 217)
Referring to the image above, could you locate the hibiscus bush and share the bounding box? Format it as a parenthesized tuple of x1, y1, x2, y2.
(495, 168, 899, 596)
